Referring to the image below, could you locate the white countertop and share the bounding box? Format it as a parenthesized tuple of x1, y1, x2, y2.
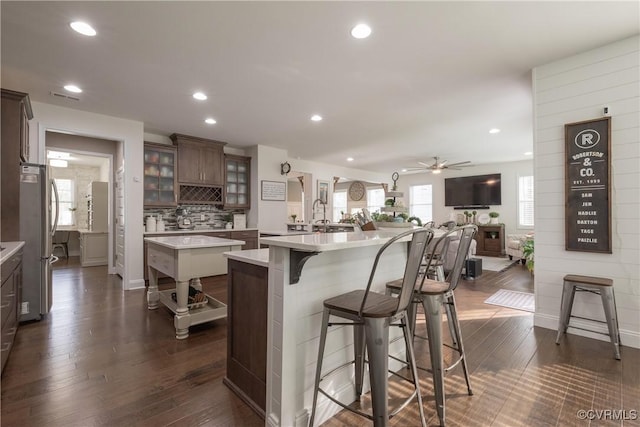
(144, 227, 258, 235)
(260, 229, 315, 236)
(0, 241, 25, 264)
(224, 248, 269, 267)
(260, 229, 415, 252)
(144, 235, 245, 250)
(78, 229, 108, 234)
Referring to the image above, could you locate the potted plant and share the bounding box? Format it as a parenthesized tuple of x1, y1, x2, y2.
(407, 216, 422, 226)
(522, 239, 534, 274)
(463, 210, 469, 224)
(489, 211, 500, 224)
(472, 210, 477, 224)
(290, 214, 297, 223)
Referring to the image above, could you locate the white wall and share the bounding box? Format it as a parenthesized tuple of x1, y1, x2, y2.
(30, 102, 145, 290)
(398, 160, 534, 235)
(532, 36, 640, 348)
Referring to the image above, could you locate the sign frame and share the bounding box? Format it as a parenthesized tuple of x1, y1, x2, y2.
(261, 180, 286, 201)
(564, 117, 612, 253)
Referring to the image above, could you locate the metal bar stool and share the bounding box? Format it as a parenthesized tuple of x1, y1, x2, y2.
(309, 228, 434, 427)
(52, 231, 70, 259)
(556, 274, 621, 360)
(386, 225, 478, 426)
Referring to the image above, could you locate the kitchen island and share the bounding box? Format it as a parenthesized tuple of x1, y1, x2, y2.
(145, 235, 244, 339)
(258, 230, 413, 427)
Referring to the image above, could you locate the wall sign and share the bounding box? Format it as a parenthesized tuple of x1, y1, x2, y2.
(565, 117, 611, 253)
(261, 180, 286, 201)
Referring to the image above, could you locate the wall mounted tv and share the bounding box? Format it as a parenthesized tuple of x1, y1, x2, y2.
(444, 173, 502, 207)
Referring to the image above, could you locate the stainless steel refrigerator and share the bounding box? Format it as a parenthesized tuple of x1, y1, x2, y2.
(19, 163, 56, 321)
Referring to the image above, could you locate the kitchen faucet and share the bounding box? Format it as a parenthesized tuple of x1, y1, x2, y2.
(312, 198, 328, 233)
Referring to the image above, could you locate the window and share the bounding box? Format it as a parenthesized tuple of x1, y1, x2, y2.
(366, 188, 385, 214)
(55, 179, 75, 226)
(332, 190, 347, 222)
(518, 175, 534, 228)
(410, 185, 433, 222)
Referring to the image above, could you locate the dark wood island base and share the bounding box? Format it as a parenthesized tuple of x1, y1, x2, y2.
(224, 253, 269, 419)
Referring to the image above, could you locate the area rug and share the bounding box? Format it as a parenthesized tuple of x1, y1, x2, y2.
(475, 256, 520, 272)
(484, 289, 535, 312)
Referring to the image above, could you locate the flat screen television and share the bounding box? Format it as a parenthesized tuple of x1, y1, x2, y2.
(444, 173, 501, 207)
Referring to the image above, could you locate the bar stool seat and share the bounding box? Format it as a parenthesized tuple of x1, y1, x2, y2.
(556, 274, 621, 360)
(309, 228, 434, 427)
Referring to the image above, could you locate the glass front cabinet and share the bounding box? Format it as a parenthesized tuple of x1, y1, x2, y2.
(144, 143, 177, 206)
(224, 155, 250, 208)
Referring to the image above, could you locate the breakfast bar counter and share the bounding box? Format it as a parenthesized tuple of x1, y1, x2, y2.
(145, 235, 244, 339)
(258, 230, 413, 427)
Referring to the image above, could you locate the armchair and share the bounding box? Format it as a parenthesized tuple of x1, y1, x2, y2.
(506, 233, 533, 264)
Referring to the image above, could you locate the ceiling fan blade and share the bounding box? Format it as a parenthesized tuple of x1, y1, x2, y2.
(417, 161, 432, 167)
(447, 161, 472, 167)
(439, 159, 449, 167)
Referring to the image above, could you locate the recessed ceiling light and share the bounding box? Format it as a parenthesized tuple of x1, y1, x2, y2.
(311, 114, 322, 122)
(351, 23, 372, 39)
(524, 151, 533, 156)
(70, 21, 96, 36)
(64, 84, 82, 93)
(205, 118, 217, 125)
(49, 159, 68, 168)
(489, 128, 501, 134)
(193, 92, 207, 101)
(346, 157, 354, 162)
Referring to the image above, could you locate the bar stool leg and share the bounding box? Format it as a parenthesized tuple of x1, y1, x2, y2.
(600, 288, 621, 360)
(353, 324, 366, 396)
(446, 292, 472, 395)
(401, 313, 427, 427)
(364, 317, 390, 427)
(444, 302, 458, 348)
(309, 309, 331, 427)
(423, 294, 446, 426)
(556, 282, 576, 344)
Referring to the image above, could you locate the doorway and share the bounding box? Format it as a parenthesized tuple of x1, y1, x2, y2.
(45, 130, 119, 279)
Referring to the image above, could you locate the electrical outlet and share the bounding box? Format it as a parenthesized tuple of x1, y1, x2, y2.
(200, 214, 206, 221)
(21, 301, 29, 314)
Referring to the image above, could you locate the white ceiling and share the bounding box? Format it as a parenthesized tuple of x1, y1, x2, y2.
(2, 1, 638, 174)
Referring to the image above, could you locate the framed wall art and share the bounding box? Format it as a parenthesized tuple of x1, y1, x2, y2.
(261, 180, 286, 201)
(318, 180, 329, 204)
(564, 117, 611, 253)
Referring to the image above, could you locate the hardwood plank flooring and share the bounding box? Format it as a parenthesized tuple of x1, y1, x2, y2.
(2, 258, 638, 426)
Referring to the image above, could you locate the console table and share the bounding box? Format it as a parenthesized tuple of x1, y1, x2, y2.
(145, 235, 244, 339)
(474, 224, 505, 257)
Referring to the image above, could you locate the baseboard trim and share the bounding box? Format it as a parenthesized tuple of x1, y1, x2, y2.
(535, 312, 640, 349)
(126, 278, 146, 290)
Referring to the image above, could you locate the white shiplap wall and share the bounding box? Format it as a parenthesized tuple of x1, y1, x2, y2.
(532, 36, 640, 348)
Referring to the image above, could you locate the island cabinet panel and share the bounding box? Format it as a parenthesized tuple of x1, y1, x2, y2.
(231, 230, 258, 250)
(171, 133, 225, 187)
(224, 259, 268, 418)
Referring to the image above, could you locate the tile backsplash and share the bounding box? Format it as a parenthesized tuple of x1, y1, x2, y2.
(143, 205, 244, 230)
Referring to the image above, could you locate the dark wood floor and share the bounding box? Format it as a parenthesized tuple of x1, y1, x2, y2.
(1, 257, 638, 426)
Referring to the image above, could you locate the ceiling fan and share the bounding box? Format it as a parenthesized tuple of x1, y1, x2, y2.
(405, 156, 472, 174)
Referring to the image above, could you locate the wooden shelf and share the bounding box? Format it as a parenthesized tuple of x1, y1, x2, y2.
(474, 224, 505, 257)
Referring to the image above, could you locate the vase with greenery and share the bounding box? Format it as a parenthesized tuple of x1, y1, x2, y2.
(291, 214, 297, 223)
(522, 239, 534, 273)
(489, 211, 500, 224)
(472, 210, 477, 224)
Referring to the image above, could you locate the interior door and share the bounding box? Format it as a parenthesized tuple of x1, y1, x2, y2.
(115, 167, 125, 277)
